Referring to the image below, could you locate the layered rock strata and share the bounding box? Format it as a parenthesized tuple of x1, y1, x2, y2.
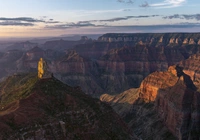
(101, 62, 200, 139)
(98, 33, 200, 46)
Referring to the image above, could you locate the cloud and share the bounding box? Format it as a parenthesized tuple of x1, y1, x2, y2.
(46, 23, 200, 34)
(86, 15, 160, 23)
(45, 22, 96, 29)
(123, 9, 132, 11)
(101, 24, 200, 33)
(45, 19, 61, 24)
(0, 17, 62, 26)
(0, 17, 45, 22)
(44, 15, 160, 30)
(0, 21, 34, 26)
(143, 0, 186, 8)
(163, 14, 200, 21)
(140, 2, 149, 7)
(76, 9, 133, 16)
(117, 0, 134, 4)
(45, 21, 60, 24)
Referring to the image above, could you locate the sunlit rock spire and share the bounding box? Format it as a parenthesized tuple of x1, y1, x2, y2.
(38, 58, 51, 79)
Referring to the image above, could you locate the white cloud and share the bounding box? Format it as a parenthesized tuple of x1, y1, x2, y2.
(150, 0, 187, 8)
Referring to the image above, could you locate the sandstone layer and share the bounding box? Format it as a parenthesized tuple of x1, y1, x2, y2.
(101, 59, 200, 139)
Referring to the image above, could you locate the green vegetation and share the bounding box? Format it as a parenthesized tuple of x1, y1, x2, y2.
(0, 73, 38, 108)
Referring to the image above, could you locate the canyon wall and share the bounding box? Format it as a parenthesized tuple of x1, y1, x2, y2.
(2, 33, 200, 96)
(101, 57, 200, 139)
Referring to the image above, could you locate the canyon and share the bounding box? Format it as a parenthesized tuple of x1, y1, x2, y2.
(101, 54, 200, 139)
(1, 33, 200, 96)
(1, 33, 200, 139)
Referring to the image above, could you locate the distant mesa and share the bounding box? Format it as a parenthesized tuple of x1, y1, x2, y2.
(98, 33, 200, 45)
(81, 36, 88, 40)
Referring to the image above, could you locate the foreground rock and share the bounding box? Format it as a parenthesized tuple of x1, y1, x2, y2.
(0, 73, 134, 139)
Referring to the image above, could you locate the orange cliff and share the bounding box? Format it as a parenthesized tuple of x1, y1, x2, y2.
(101, 60, 200, 139)
(139, 65, 179, 102)
(139, 64, 200, 139)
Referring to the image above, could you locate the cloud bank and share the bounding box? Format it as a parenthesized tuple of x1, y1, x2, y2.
(163, 14, 200, 21)
(0, 17, 60, 26)
(117, 0, 134, 4)
(141, 0, 187, 8)
(44, 15, 160, 29)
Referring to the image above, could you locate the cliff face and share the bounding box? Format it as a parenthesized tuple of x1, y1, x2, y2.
(73, 42, 124, 59)
(0, 74, 134, 139)
(57, 45, 187, 95)
(155, 75, 199, 139)
(139, 66, 179, 102)
(61, 33, 200, 95)
(50, 50, 104, 96)
(179, 53, 200, 83)
(98, 33, 200, 45)
(140, 64, 199, 139)
(101, 59, 200, 139)
(100, 88, 139, 118)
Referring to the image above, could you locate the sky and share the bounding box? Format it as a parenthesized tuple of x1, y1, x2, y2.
(0, 0, 200, 38)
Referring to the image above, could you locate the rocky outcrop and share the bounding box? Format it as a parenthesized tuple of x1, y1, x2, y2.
(198, 40, 200, 45)
(100, 71, 177, 139)
(154, 65, 199, 139)
(0, 74, 134, 139)
(169, 38, 175, 44)
(139, 67, 178, 102)
(53, 45, 185, 96)
(57, 42, 200, 95)
(101, 61, 200, 139)
(50, 50, 104, 96)
(189, 38, 196, 45)
(159, 36, 163, 43)
(98, 33, 200, 46)
(100, 88, 139, 117)
(183, 38, 189, 44)
(138, 65, 200, 139)
(179, 53, 200, 83)
(65, 33, 200, 95)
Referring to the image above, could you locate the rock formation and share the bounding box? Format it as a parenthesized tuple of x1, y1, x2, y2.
(155, 65, 199, 139)
(38, 58, 51, 79)
(2, 33, 200, 96)
(53, 35, 200, 96)
(101, 52, 200, 139)
(98, 33, 200, 46)
(0, 73, 134, 139)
